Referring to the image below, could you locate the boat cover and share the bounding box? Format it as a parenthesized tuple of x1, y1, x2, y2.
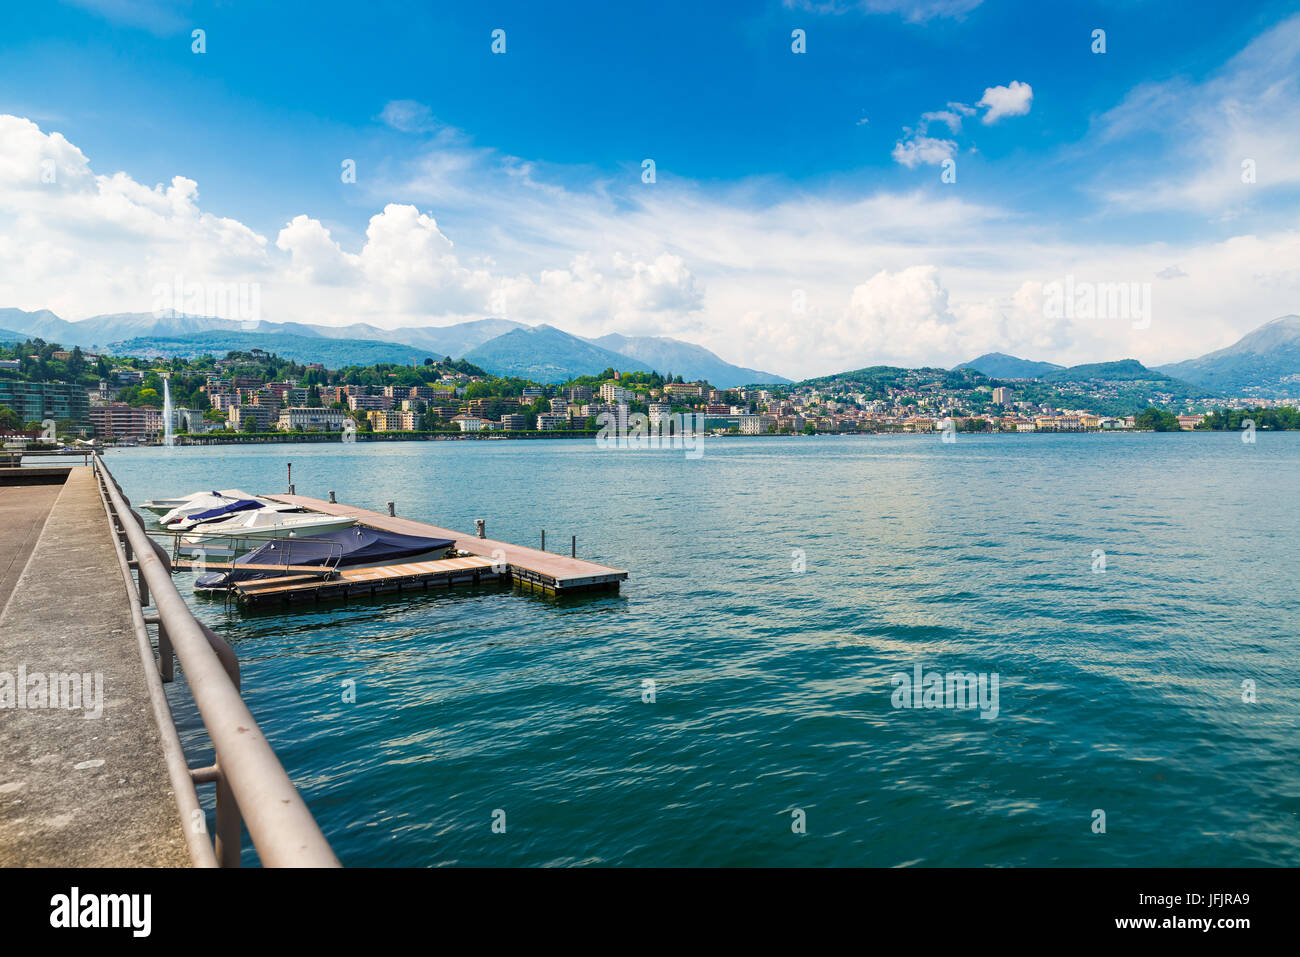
(195, 526, 456, 588)
(182, 499, 264, 523)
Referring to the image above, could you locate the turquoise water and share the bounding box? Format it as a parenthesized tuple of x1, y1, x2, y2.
(106, 433, 1300, 866)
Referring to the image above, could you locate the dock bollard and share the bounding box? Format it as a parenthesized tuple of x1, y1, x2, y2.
(289, 484, 295, 495)
(387, 501, 395, 517)
(329, 490, 336, 503)
(475, 519, 485, 539)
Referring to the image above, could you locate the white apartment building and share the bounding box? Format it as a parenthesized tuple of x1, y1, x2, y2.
(452, 414, 487, 432)
(599, 382, 633, 404)
(278, 407, 348, 432)
(535, 412, 570, 431)
(348, 393, 394, 412)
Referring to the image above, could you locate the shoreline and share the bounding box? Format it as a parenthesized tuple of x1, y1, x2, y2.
(111, 427, 1294, 449)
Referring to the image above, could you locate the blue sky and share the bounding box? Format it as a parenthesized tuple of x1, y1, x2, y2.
(1, 0, 1298, 376)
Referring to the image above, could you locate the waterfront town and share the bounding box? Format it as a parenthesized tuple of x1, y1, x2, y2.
(1, 338, 1297, 445)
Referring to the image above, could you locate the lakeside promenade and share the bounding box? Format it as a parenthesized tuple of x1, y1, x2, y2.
(0, 466, 190, 865)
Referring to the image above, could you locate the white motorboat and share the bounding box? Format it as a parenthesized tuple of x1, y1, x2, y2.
(166, 498, 294, 532)
(149, 489, 257, 520)
(178, 508, 357, 555)
(141, 496, 199, 515)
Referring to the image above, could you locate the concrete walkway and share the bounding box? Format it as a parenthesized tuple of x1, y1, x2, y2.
(0, 467, 190, 866)
(0, 479, 62, 615)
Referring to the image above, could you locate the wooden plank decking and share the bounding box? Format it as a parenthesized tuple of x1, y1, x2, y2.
(262, 494, 627, 595)
(234, 555, 503, 605)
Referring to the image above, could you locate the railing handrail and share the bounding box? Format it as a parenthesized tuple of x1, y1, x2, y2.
(0, 448, 92, 466)
(93, 453, 339, 867)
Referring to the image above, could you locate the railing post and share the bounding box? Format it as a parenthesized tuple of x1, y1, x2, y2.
(541, 529, 545, 551)
(215, 769, 242, 868)
(158, 622, 174, 682)
(387, 501, 395, 517)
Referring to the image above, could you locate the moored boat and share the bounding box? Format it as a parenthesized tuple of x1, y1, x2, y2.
(166, 497, 268, 530)
(193, 526, 456, 591)
(178, 508, 358, 554)
(150, 489, 258, 520)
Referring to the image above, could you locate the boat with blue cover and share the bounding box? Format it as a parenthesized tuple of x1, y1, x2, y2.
(193, 525, 456, 591)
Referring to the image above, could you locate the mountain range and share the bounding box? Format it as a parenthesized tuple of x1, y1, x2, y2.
(1154, 315, 1300, 396)
(0, 307, 790, 388)
(3, 306, 1298, 396)
(954, 316, 1300, 398)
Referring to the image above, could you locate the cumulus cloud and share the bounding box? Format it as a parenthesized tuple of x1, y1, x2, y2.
(977, 81, 1034, 123)
(275, 215, 359, 284)
(840, 266, 962, 360)
(892, 88, 1028, 169)
(891, 133, 958, 168)
(0, 115, 708, 336)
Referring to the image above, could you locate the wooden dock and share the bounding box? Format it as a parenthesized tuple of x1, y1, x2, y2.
(262, 494, 628, 596)
(233, 555, 503, 606)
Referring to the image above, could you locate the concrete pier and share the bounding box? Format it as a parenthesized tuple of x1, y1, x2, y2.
(0, 467, 190, 866)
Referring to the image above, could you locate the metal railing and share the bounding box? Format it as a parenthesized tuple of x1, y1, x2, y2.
(91, 453, 339, 867)
(0, 447, 94, 467)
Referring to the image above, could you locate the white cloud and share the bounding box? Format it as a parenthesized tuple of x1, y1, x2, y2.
(920, 109, 966, 134)
(891, 133, 958, 168)
(275, 215, 359, 285)
(977, 81, 1033, 123)
(840, 266, 962, 360)
(893, 88, 1025, 169)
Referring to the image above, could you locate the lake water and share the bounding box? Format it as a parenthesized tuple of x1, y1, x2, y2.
(104, 432, 1300, 866)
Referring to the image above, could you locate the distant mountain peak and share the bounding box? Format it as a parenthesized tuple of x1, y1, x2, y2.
(955, 353, 1065, 379)
(1155, 314, 1300, 397)
(587, 332, 790, 387)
